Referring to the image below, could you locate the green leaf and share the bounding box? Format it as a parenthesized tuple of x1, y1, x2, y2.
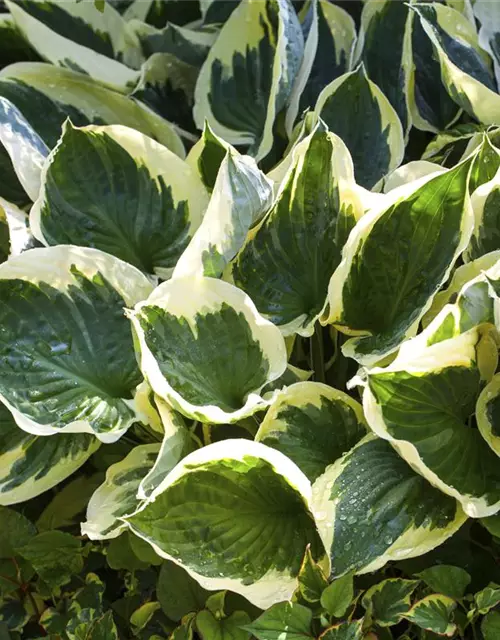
(359, 0, 412, 134)
(256, 381, 366, 483)
(243, 602, 312, 640)
(16, 530, 83, 588)
(233, 124, 362, 336)
(196, 610, 251, 640)
(422, 249, 500, 329)
(125, 440, 326, 608)
(482, 610, 500, 640)
(129, 535, 162, 566)
(320, 574, 354, 618)
(409, 3, 461, 132)
(193, 0, 303, 162)
(468, 134, 500, 195)
(129, 276, 287, 423)
(0, 96, 47, 201)
(106, 531, 148, 571)
(324, 156, 475, 365)
(35, 473, 103, 531)
(297, 546, 328, 603)
(82, 444, 160, 540)
(286, 0, 355, 135)
(465, 167, 500, 262)
(0, 246, 153, 443)
(186, 121, 231, 192)
(67, 609, 118, 640)
(403, 594, 457, 637)
(474, 585, 500, 613)
(314, 65, 404, 189)
(32, 122, 209, 278)
(412, 2, 500, 126)
(319, 621, 363, 640)
(137, 398, 191, 500)
(130, 602, 161, 634)
(130, 19, 215, 67)
(474, 0, 500, 88)
(0, 506, 36, 558)
(361, 578, 419, 626)
(417, 566, 471, 600)
(5, 0, 142, 90)
(131, 51, 198, 135)
(312, 435, 466, 576)
(0, 62, 185, 159)
(364, 326, 500, 517)
(174, 148, 273, 280)
(0, 600, 29, 632)
(157, 561, 210, 622)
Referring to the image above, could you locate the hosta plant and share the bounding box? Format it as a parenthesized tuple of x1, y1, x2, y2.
(5, 0, 500, 638)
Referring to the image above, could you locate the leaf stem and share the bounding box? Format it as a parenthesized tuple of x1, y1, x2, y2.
(311, 323, 325, 383)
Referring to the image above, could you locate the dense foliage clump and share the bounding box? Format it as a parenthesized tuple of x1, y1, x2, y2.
(4, 0, 500, 638)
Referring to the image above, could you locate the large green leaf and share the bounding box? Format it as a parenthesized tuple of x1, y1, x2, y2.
(363, 326, 500, 517)
(81, 444, 160, 540)
(423, 250, 500, 328)
(193, 0, 303, 162)
(466, 166, 500, 261)
(409, 1, 461, 132)
(474, 0, 500, 89)
(131, 52, 198, 135)
(285, 0, 355, 135)
(0, 245, 153, 443)
(129, 276, 287, 423)
(233, 125, 362, 336)
(30, 122, 209, 278)
(314, 65, 404, 189)
(130, 19, 215, 66)
(323, 156, 475, 365)
(255, 381, 366, 483)
(124, 440, 326, 608)
(0, 402, 99, 506)
(412, 2, 500, 126)
(476, 373, 500, 457)
(0, 96, 47, 201)
(124, 0, 201, 28)
(312, 434, 466, 576)
(173, 148, 273, 279)
(0, 62, 185, 158)
(0, 14, 40, 70)
(5, 0, 143, 90)
(358, 0, 412, 135)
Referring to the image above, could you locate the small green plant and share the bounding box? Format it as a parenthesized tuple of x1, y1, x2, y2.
(3, 0, 500, 638)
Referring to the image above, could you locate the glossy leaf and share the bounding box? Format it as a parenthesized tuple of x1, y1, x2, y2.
(31, 122, 208, 278)
(194, 0, 303, 162)
(124, 440, 326, 608)
(0, 245, 153, 443)
(256, 381, 366, 482)
(81, 444, 160, 540)
(314, 65, 404, 189)
(312, 435, 466, 576)
(129, 276, 287, 424)
(324, 157, 474, 365)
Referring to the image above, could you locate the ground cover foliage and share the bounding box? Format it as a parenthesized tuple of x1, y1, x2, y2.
(4, 0, 500, 638)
